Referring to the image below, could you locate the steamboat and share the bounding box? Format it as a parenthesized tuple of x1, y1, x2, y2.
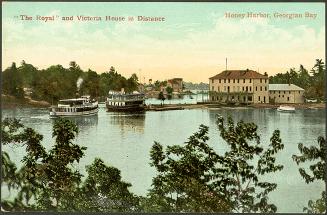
(106, 90, 145, 112)
(49, 95, 98, 117)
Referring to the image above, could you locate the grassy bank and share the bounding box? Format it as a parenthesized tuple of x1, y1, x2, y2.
(1, 94, 50, 109)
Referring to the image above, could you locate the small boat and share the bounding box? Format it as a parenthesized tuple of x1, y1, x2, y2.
(306, 98, 318, 103)
(277, 105, 295, 112)
(49, 95, 98, 117)
(106, 90, 145, 112)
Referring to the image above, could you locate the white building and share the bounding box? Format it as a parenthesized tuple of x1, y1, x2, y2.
(269, 84, 305, 103)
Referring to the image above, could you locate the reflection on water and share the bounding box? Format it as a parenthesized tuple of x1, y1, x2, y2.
(108, 113, 145, 133)
(50, 115, 99, 131)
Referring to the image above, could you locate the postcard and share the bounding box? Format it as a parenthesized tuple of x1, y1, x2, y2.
(1, 1, 325, 213)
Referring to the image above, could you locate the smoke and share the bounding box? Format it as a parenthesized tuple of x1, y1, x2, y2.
(76, 77, 83, 91)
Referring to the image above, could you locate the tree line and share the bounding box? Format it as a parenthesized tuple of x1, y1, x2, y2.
(1, 116, 325, 213)
(269, 59, 325, 99)
(1, 61, 139, 103)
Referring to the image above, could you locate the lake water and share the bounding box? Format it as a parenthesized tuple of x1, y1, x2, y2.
(1, 103, 325, 213)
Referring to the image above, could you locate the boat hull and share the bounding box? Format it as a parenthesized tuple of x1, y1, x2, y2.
(106, 103, 145, 112)
(49, 108, 99, 118)
(277, 106, 295, 112)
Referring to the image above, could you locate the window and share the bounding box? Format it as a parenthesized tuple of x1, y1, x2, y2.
(233, 79, 235, 83)
(228, 79, 230, 83)
(265, 87, 267, 91)
(287, 97, 290, 101)
(284, 91, 286, 94)
(212, 79, 214, 83)
(237, 79, 239, 83)
(299, 91, 301, 94)
(256, 86, 257, 91)
(260, 86, 262, 91)
(279, 91, 280, 94)
(260, 79, 262, 83)
(246, 86, 248, 92)
(218, 86, 220, 92)
(265, 79, 267, 83)
(282, 95, 284, 98)
(249, 79, 252, 83)
(219, 79, 221, 83)
(243, 79, 245, 83)
(212, 86, 214, 90)
(250, 86, 252, 91)
(279, 95, 280, 97)
(258, 96, 261, 101)
(224, 79, 226, 83)
(242, 87, 244, 91)
(248, 96, 252, 101)
(289, 91, 291, 94)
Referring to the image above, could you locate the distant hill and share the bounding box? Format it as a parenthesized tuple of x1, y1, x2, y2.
(183, 82, 209, 90)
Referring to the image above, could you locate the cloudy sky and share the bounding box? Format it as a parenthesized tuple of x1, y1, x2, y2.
(2, 2, 325, 83)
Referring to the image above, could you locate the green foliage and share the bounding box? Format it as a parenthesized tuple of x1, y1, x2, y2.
(2, 61, 140, 103)
(74, 158, 140, 212)
(166, 86, 173, 95)
(2, 62, 24, 98)
(215, 115, 284, 213)
(292, 136, 326, 213)
(158, 91, 165, 105)
(145, 115, 284, 213)
(144, 125, 230, 212)
(1, 117, 137, 212)
(269, 60, 325, 99)
(303, 191, 326, 214)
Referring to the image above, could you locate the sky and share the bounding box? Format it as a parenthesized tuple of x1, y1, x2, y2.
(2, 2, 325, 83)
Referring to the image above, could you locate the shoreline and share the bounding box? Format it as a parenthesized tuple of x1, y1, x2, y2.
(1, 94, 50, 109)
(2, 94, 325, 110)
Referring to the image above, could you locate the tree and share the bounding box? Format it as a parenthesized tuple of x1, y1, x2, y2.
(166, 86, 173, 95)
(292, 136, 326, 213)
(311, 59, 325, 99)
(144, 125, 230, 212)
(80, 69, 100, 97)
(158, 91, 165, 106)
(154, 80, 161, 91)
(2, 62, 24, 98)
(72, 158, 140, 212)
(1, 118, 139, 212)
(144, 115, 284, 213)
(214, 115, 284, 213)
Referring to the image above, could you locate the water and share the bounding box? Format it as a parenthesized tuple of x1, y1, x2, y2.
(145, 93, 209, 105)
(1, 103, 325, 213)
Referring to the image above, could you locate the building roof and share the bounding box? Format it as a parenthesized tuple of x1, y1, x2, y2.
(269, 84, 304, 91)
(209, 70, 268, 79)
(168, 78, 183, 84)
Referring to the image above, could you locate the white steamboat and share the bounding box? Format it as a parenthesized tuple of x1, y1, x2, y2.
(49, 95, 98, 117)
